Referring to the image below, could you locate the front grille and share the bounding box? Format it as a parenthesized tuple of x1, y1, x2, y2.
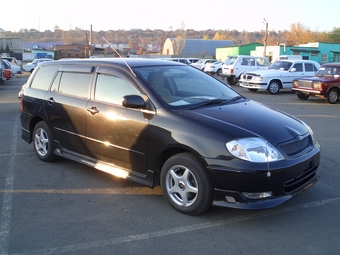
(296, 81, 313, 88)
(280, 135, 312, 157)
(284, 163, 318, 193)
(242, 73, 257, 80)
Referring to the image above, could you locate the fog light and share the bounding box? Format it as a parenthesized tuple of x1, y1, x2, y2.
(242, 191, 272, 199)
(225, 196, 236, 203)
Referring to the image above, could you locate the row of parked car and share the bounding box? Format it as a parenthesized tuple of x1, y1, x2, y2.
(188, 55, 339, 104)
(0, 56, 55, 83)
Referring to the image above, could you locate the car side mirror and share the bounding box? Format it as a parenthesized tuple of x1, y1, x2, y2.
(122, 95, 146, 109)
(290, 68, 296, 72)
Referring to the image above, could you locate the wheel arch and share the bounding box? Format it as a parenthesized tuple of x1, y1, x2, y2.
(269, 78, 283, 88)
(327, 86, 340, 95)
(28, 116, 45, 143)
(326, 86, 340, 104)
(152, 145, 208, 186)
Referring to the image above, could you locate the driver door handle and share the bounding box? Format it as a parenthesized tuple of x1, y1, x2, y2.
(87, 106, 99, 115)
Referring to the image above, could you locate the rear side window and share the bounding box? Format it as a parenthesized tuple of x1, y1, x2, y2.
(58, 72, 92, 98)
(305, 63, 318, 72)
(30, 65, 60, 90)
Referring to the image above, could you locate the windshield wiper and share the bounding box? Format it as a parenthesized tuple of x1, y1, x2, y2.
(190, 96, 243, 109)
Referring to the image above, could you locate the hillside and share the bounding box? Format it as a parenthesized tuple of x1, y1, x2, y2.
(0, 24, 339, 50)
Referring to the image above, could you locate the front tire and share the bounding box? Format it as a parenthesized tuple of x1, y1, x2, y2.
(160, 152, 213, 215)
(297, 94, 309, 100)
(248, 88, 258, 92)
(326, 88, 339, 104)
(267, 80, 281, 94)
(33, 121, 57, 162)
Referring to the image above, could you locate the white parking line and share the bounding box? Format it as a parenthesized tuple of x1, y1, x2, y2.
(0, 119, 19, 255)
(11, 196, 340, 255)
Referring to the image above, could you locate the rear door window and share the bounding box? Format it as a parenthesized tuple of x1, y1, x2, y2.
(58, 72, 92, 98)
(305, 63, 318, 72)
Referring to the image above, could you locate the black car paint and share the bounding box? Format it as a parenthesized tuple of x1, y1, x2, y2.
(20, 58, 320, 212)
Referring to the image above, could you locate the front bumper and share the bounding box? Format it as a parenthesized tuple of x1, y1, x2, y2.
(206, 143, 320, 209)
(239, 81, 268, 90)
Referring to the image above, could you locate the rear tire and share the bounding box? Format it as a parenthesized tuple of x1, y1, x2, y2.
(33, 121, 57, 162)
(227, 77, 238, 85)
(160, 152, 213, 215)
(216, 68, 222, 76)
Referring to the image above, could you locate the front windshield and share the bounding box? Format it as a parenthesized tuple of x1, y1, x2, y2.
(316, 66, 340, 76)
(134, 65, 242, 108)
(268, 61, 292, 71)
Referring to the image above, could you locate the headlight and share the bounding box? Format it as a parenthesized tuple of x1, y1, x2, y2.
(226, 138, 284, 162)
(312, 82, 322, 89)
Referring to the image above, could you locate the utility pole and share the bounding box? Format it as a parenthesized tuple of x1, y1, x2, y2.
(263, 18, 268, 57)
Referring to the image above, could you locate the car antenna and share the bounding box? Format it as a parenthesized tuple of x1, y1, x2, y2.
(102, 37, 136, 77)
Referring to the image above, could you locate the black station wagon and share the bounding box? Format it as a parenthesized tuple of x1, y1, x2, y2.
(20, 58, 320, 215)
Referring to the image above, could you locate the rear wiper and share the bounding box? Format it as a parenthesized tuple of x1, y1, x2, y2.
(190, 96, 243, 109)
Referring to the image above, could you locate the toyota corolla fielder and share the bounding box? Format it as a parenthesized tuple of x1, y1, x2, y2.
(20, 58, 320, 215)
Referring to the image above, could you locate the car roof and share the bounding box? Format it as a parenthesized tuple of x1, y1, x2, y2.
(41, 58, 184, 69)
(321, 62, 340, 66)
(274, 59, 318, 63)
(228, 55, 265, 58)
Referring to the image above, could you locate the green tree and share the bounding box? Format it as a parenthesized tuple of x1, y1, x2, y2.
(328, 28, 340, 43)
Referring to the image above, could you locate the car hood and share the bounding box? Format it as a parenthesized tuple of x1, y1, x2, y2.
(245, 69, 289, 77)
(295, 75, 338, 82)
(183, 100, 308, 146)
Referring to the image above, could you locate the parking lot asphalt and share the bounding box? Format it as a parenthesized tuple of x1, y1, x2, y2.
(0, 74, 339, 255)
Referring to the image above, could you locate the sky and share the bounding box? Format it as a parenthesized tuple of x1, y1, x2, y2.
(2, 0, 338, 33)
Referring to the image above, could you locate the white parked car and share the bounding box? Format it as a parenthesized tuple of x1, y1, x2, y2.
(204, 61, 223, 75)
(1, 56, 21, 66)
(23, 58, 54, 73)
(191, 59, 217, 70)
(220, 55, 270, 85)
(186, 58, 200, 64)
(239, 59, 320, 94)
(162, 58, 192, 64)
(2, 59, 21, 74)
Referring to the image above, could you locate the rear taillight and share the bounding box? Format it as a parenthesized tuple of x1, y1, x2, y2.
(230, 69, 234, 74)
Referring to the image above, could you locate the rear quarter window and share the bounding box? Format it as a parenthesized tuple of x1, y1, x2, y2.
(30, 65, 60, 90)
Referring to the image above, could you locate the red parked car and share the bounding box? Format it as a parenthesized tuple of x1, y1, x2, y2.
(292, 62, 340, 104)
(1, 60, 12, 82)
